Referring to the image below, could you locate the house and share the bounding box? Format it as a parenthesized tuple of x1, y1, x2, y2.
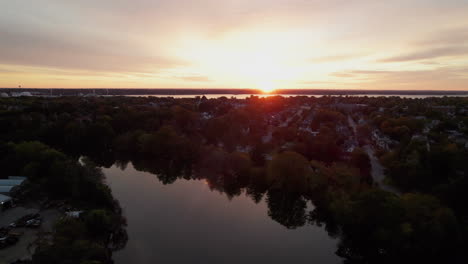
(65, 211, 84, 218)
(372, 129, 394, 150)
(423, 119, 440, 134)
(201, 112, 213, 120)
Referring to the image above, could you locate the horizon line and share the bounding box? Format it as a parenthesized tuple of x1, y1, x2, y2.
(1, 88, 468, 95)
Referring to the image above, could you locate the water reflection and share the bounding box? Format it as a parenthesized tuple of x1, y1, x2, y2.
(103, 163, 341, 264)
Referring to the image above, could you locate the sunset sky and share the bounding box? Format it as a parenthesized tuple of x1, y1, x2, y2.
(1, 0, 468, 90)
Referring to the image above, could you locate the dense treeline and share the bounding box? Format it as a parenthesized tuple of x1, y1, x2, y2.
(0, 95, 467, 263)
(0, 141, 114, 208)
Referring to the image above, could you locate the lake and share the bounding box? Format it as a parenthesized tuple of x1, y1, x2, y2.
(103, 163, 341, 264)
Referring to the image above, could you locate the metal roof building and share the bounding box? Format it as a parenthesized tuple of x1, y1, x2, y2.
(8, 176, 27, 180)
(0, 176, 26, 195)
(0, 186, 14, 194)
(0, 179, 25, 186)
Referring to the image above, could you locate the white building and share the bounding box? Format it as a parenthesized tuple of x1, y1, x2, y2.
(11, 92, 33, 97)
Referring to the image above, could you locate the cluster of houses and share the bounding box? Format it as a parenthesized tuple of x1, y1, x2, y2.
(331, 103, 368, 113)
(1, 92, 33, 97)
(371, 129, 395, 151)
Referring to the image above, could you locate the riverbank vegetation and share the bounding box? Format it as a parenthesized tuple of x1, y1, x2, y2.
(0, 95, 467, 263)
(0, 141, 126, 264)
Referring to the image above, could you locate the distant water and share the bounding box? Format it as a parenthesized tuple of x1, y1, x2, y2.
(126, 94, 468, 99)
(103, 163, 341, 264)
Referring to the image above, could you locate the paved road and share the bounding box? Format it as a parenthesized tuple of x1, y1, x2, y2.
(0, 207, 61, 263)
(363, 145, 400, 194)
(347, 116, 400, 194)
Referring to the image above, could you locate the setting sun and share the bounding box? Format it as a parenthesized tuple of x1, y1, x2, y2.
(259, 80, 276, 93)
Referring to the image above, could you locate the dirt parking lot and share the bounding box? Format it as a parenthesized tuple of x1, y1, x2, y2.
(0, 207, 60, 263)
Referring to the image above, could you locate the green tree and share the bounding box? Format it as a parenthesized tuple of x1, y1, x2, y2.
(267, 151, 311, 193)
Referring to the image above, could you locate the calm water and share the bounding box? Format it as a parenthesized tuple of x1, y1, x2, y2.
(103, 163, 341, 264)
